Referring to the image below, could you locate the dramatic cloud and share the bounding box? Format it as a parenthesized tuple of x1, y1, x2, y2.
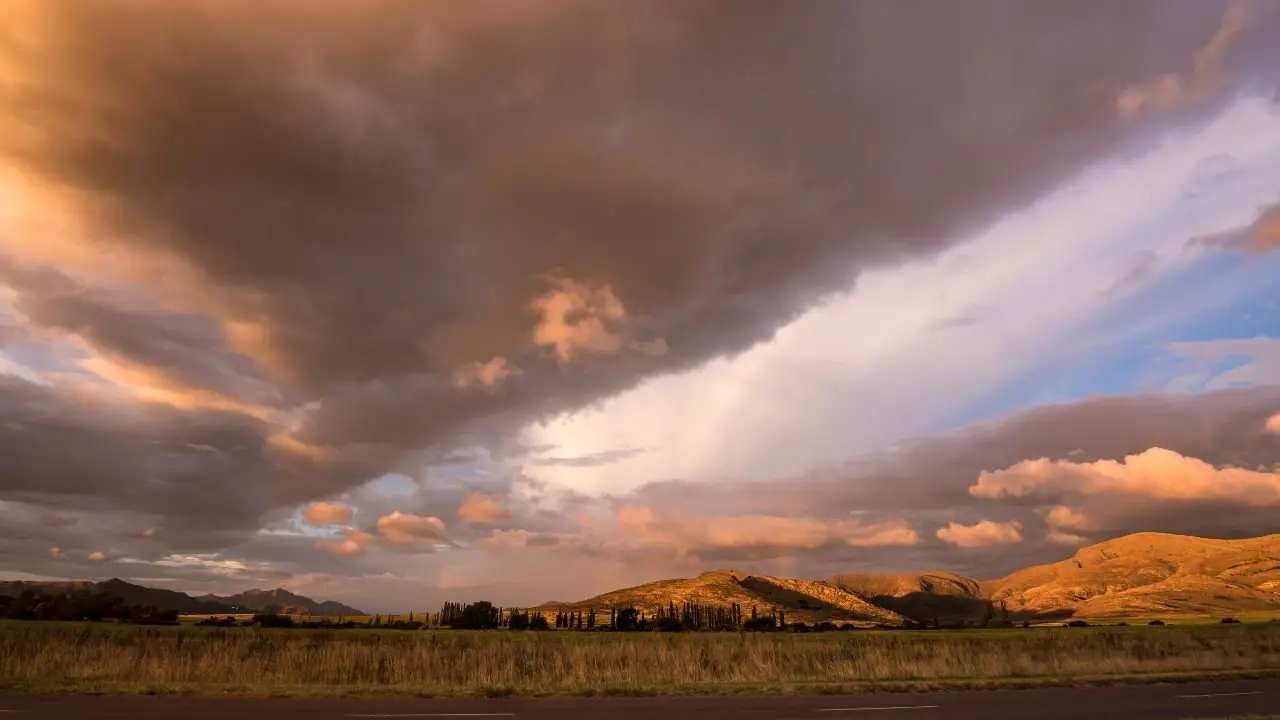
(302, 502, 353, 526)
(3, 0, 1267, 459)
(937, 520, 1024, 548)
(972, 447, 1280, 507)
(0, 0, 1277, 608)
(87, 551, 106, 562)
(457, 492, 510, 525)
(1268, 413, 1280, 434)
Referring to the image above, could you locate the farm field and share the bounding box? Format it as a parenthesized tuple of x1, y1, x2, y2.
(4, 620, 1280, 698)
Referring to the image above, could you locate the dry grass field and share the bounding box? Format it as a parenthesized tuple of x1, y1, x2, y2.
(4, 620, 1280, 697)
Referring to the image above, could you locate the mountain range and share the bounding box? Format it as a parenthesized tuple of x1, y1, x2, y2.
(546, 532, 1280, 623)
(5, 532, 1279, 623)
(0, 578, 364, 616)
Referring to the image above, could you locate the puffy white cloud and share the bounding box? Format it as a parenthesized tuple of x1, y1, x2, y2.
(1042, 505, 1096, 546)
(936, 520, 1024, 548)
(972, 447, 1280, 507)
(375, 511, 449, 547)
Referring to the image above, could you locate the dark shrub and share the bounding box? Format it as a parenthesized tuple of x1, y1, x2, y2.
(614, 607, 640, 632)
(654, 617, 683, 633)
(814, 622, 838, 633)
(453, 601, 499, 630)
(529, 615, 550, 631)
(508, 612, 530, 631)
(1148, 619, 1165, 626)
(1221, 617, 1242, 624)
(253, 612, 295, 628)
(743, 616, 777, 632)
(1066, 620, 1090, 628)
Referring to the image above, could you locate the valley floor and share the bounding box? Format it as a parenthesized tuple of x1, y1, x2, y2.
(4, 620, 1280, 698)
(5, 679, 1280, 719)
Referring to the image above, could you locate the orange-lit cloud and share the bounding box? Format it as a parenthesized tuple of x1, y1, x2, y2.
(1267, 413, 1280, 434)
(616, 506, 918, 552)
(936, 520, 1023, 548)
(87, 550, 106, 562)
(1043, 505, 1095, 546)
(376, 511, 449, 546)
(457, 492, 509, 524)
(478, 529, 579, 550)
(1253, 207, 1280, 251)
(972, 447, 1280, 506)
(313, 512, 451, 557)
(78, 353, 275, 421)
(302, 501, 353, 526)
(1117, 2, 1257, 121)
(49, 547, 64, 560)
(531, 278, 627, 363)
(453, 356, 519, 389)
(315, 530, 377, 558)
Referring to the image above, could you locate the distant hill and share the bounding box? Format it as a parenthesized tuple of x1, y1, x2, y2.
(553, 533, 1280, 624)
(827, 571, 992, 623)
(0, 578, 363, 616)
(539, 569, 903, 624)
(95, 579, 238, 614)
(203, 588, 364, 616)
(0, 580, 95, 597)
(989, 532, 1280, 619)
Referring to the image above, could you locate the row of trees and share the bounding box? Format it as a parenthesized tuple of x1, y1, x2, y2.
(543, 602, 797, 632)
(0, 588, 179, 625)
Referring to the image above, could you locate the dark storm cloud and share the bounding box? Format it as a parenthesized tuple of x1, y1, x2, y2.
(0, 372, 396, 556)
(0, 375, 268, 527)
(2, 0, 1279, 594)
(0, 259, 285, 409)
(3, 0, 1271, 456)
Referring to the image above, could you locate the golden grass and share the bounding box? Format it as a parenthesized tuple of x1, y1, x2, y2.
(4, 621, 1280, 697)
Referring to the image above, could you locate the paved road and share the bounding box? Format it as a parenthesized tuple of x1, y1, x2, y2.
(3, 680, 1280, 719)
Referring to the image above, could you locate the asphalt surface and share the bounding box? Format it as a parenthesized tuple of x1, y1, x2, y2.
(4, 680, 1280, 719)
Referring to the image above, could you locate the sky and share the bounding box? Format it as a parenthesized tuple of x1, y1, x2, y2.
(0, 0, 1278, 613)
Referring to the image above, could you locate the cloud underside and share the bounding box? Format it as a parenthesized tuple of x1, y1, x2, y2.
(0, 1, 1277, 601)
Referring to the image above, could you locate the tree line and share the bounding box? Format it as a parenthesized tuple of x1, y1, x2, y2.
(0, 587, 179, 625)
